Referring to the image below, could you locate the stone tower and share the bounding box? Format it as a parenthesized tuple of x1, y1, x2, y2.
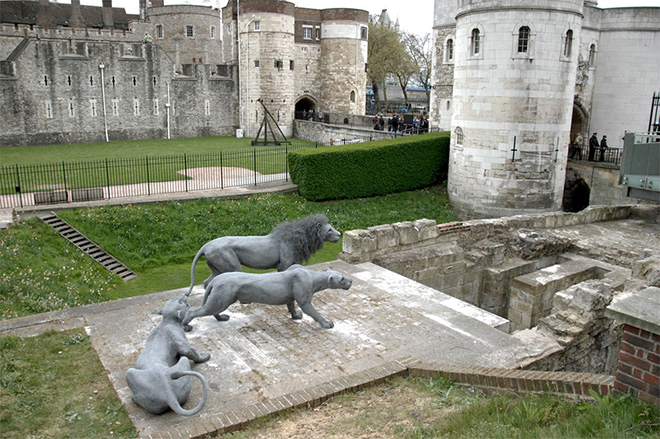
(447, 0, 582, 219)
(236, 0, 296, 138)
(319, 9, 368, 115)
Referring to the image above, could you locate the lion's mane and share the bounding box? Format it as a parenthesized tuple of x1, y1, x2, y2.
(270, 214, 330, 264)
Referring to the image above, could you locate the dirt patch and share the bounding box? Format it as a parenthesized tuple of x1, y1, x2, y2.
(217, 376, 453, 439)
(178, 167, 261, 180)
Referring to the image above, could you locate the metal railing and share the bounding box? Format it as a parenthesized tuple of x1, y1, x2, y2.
(0, 144, 316, 209)
(568, 144, 622, 166)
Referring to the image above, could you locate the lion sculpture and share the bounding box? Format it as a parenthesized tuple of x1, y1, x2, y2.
(126, 294, 211, 416)
(186, 214, 340, 296)
(183, 265, 352, 331)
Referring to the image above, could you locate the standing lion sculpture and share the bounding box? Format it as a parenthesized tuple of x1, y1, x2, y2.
(186, 214, 340, 296)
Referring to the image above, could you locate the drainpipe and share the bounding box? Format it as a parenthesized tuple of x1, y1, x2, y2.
(99, 62, 109, 142)
(166, 82, 171, 139)
(246, 15, 255, 137)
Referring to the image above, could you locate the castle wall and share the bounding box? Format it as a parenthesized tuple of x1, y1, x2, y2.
(0, 38, 238, 146)
(589, 7, 660, 148)
(448, 0, 583, 219)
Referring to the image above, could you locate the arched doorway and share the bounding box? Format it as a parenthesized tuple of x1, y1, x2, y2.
(569, 101, 589, 144)
(562, 177, 590, 212)
(295, 96, 316, 120)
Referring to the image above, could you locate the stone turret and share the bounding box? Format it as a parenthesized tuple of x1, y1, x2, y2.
(447, 0, 584, 219)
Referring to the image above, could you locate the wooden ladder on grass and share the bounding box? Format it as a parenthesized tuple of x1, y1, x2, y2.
(39, 212, 137, 281)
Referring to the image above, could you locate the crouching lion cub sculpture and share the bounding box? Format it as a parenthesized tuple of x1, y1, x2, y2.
(126, 294, 211, 416)
(183, 265, 352, 331)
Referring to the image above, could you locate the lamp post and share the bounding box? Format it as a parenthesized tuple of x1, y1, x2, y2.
(98, 62, 109, 142)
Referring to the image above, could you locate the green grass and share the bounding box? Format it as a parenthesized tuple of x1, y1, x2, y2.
(0, 329, 137, 439)
(1, 185, 457, 314)
(0, 136, 317, 194)
(1, 136, 316, 165)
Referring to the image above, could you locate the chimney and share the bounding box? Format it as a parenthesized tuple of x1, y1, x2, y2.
(102, 0, 115, 29)
(35, 0, 55, 29)
(69, 0, 87, 29)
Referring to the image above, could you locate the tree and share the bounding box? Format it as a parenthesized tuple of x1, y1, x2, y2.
(367, 17, 408, 112)
(403, 32, 434, 108)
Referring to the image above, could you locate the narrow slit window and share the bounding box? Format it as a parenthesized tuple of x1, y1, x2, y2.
(471, 29, 480, 55)
(563, 29, 573, 58)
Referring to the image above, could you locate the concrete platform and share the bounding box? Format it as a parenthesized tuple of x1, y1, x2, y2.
(22, 260, 555, 437)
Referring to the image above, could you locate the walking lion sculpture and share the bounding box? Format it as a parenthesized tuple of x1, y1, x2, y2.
(186, 214, 340, 296)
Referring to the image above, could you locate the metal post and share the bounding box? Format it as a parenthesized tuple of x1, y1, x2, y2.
(105, 158, 111, 200)
(99, 63, 109, 142)
(253, 148, 257, 186)
(166, 82, 171, 139)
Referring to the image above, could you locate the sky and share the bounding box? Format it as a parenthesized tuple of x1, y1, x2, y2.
(65, 0, 660, 36)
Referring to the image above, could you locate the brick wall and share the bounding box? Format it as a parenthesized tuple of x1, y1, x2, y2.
(614, 324, 660, 405)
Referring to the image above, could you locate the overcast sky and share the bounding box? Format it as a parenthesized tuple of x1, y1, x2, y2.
(66, 0, 660, 36)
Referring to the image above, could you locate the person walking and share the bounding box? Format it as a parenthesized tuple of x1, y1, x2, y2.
(599, 135, 608, 162)
(588, 133, 599, 161)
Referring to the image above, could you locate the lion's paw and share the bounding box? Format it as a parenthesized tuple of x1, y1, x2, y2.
(321, 320, 334, 329)
(199, 352, 211, 363)
(184, 324, 193, 332)
(291, 311, 303, 320)
(214, 314, 230, 321)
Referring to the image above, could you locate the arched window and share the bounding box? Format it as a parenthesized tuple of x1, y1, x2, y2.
(471, 29, 480, 55)
(563, 29, 573, 58)
(588, 44, 596, 67)
(517, 26, 530, 53)
(446, 38, 454, 61)
(454, 126, 464, 145)
(350, 90, 356, 103)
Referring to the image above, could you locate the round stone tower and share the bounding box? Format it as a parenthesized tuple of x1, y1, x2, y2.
(448, 0, 583, 219)
(238, 0, 296, 138)
(319, 9, 369, 115)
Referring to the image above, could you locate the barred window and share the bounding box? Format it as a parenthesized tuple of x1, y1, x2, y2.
(518, 26, 530, 53)
(156, 25, 163, 39)
(446, 38, 454, 61)
(471, 29, 480, 55)
(455, 126, 464, 145)
(186, 25, 194, 38)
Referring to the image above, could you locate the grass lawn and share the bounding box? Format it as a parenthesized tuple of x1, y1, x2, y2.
(1, 136, 316, 165)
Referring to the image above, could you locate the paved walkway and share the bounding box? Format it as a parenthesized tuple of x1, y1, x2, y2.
(0, 260, 560, 438)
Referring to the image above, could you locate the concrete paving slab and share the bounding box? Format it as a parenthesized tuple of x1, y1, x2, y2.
(67, 260, 559, 437)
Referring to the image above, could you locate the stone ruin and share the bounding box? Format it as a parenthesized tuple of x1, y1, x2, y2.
(339, 204, 660, 375)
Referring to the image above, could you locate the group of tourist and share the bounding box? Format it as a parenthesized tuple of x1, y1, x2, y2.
(372, 113, 429, 135)
(569, 132, 609, 162)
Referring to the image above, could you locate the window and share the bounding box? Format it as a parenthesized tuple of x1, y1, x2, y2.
(254, 21, 260, 31)
(303, 25, 312, 40)
(112, 99, 119, 116)
(67, 75, 72, 86)
(153, 76, 158, 87)
(132, 76, 137, 86)
(112, 76, 116, 88)
(588, 44, 596, 67)
(156, 24, 163, 39)
(89, 75, 94, 87)
(205, 99, 211, 116)
(518, 26, 530, 53)
(254, 60, 260, 67)
(133, 98, 140, 116)
(446, 100, 451, 111)
(68, 99, 75, 117)
(361, 26, 367, 40)
(210, 26, 216, 39)
(350, 90, 356, 103)
(315, 26, 320, 40)
(454, 126, 464, 145)
(186, 25, 194, 38)
(274, 59, 283, 70)
(563, 29, 573, 58)
(44, 75, 49, 86)
(289, 60, 294, 70)
(446, 38, 454, 62)
(90, 99, 97, 117)
(153, 98, 159, 115)
(471, 29, 480, 55)
(45, 101, 53, 119)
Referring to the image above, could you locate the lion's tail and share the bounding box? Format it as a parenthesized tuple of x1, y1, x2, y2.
(169, 370, 209, 416)
(186, 246, 205, 297)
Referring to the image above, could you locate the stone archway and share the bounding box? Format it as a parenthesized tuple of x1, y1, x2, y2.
(570, 101, 589, 143)
(562, 176, 591, 212)
(295, 96, 316, 120)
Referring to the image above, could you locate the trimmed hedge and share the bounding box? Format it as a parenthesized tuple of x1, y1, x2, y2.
(288, 131, 450, 201)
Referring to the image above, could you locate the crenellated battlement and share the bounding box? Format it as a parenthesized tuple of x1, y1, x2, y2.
(0, 23, 140, 42)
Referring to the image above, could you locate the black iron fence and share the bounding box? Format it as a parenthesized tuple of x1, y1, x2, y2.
(568, 143, 622, 166)
(0, 144, 316, 209)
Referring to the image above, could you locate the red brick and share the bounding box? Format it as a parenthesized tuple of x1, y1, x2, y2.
(648, 351, 660, 364)
(625, 334, 654, 351)
(618, 362, 633, 375)
(624, 324, 640, 336)
(638, 391, 657, 405)
(620, 341, 635, 354)
(620, 352, 651, 371)
(640, 329, 651, 339)
(643, 372, 659, 387)
(652, 333, 660, 343)
(633, 367, 644, 379)
(617, 372, 647, 391)
(614, 380, 629, 393)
